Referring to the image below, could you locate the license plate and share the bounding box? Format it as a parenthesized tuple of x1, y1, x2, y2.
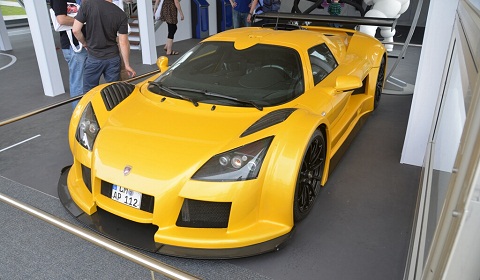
(111, 185, 142, 209)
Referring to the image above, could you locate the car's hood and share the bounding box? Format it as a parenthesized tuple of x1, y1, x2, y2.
(92, 93, 265, 185)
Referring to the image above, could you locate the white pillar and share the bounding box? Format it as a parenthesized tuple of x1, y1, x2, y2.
(208, 0, 217, 36)
(400, 0, 459, 166)
(23, 0, 65, 97)
(0, 9, 12, 51)
(136, 0, 157, 65)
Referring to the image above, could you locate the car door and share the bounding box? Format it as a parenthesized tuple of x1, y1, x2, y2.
(308, 44, 349, 127)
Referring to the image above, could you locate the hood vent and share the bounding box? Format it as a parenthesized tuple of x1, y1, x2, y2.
(101, 82, 135, 111)
(241, 108, 297, 137)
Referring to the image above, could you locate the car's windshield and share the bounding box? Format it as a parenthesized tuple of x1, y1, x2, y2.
(149, 42, 304, 108)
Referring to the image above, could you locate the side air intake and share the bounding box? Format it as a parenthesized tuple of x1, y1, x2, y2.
(241, 108, 297, 137)
(100, 82, 135, 111)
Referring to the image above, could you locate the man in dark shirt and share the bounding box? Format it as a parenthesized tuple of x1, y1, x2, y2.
(50, 0, 87, 108)
(72, 0, 136, 94)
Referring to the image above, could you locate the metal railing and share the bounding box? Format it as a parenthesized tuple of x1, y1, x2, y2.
(0, 192, 199, 280)
(0, 69, 160, 127)
(385, 0, 425, 80)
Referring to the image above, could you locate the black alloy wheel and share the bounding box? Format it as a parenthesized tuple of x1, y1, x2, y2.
(374, 56, 386, 110)
(293, 130, 326, 222)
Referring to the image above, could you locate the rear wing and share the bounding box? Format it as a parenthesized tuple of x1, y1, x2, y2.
(253, 12, 397, 31)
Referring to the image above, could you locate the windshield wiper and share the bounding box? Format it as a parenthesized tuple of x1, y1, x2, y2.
(148, 81, 199, 107)
(170, 87, 263, 111)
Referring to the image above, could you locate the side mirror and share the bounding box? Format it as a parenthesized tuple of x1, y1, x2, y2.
(335, 75, 362, 92)
(156, 56, 169, 72)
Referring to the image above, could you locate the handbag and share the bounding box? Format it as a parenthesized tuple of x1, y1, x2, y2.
(49, 2, 83, 53)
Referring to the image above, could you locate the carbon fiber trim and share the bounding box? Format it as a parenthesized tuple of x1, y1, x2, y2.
(241, 108, 297, 137)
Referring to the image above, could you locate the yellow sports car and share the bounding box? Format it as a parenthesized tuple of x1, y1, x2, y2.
(58, 13, 389, 258)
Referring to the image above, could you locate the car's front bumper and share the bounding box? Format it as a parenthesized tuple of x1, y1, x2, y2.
(58, 166, 294, 259)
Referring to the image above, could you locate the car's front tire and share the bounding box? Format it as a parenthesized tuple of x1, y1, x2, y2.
(293, 130, 326, 222)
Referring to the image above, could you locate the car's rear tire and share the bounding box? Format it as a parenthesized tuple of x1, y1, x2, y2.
(293, 130, 326, 222)
(374, 56, 386, 110)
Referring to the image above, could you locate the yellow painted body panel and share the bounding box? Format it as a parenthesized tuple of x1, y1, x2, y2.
(66, 25, 386, 250)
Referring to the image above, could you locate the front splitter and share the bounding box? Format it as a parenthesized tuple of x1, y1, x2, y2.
(58, 166, 294, 259)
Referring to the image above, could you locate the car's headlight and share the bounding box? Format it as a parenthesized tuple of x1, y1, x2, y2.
(75, 103, 100, 151)
(192, 137, 274, 182)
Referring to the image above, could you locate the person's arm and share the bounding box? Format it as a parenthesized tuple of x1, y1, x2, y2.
(118, 34, 136, 78)
(56, 14, 75, 26)
(247, 0, 259, 23)
(153, 0, 160, 11)
(52, 0, 74, 25)
(72, 19, 87, 47)
(174, 0, 184, 20)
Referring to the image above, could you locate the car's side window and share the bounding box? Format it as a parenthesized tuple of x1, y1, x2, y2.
(308, 43, 338, 85)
